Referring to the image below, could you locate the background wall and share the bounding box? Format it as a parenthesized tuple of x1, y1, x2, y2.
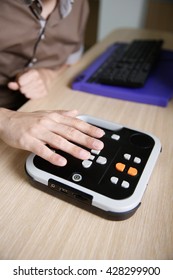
(97, 0, 149, 41)
(145, 0, 173, 32)
(85, 0, 173, 49)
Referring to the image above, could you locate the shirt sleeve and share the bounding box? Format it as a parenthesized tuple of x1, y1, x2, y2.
(65, 44, 84, 65)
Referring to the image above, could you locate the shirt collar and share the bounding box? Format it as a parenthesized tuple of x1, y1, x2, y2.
(59, 0, 74, 18)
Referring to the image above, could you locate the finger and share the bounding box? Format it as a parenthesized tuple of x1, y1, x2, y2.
(8, 82, 19, 91)
(46, 122, 104, 151)
(30, 139, 67, 166)
(44, 132, 91, 160)
(28, 125, 91, 162)
(37, 113, 104, 150)
(56, 114, 105, 139)
(44, 111, 105, 139)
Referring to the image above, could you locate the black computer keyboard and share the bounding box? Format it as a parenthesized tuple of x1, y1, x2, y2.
(88, 39, 164, 88)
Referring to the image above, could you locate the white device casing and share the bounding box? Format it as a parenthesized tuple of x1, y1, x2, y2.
(25, 115, 161, 214)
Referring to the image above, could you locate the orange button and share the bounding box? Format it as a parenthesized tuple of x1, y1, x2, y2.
(128, 167, 138, 176)
(115, 163, 125, 172)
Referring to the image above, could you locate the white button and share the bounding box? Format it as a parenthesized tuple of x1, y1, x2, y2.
(82, 160, 92, 168)
(111, 134, 120, 141)
(110, 177, 119, 184)
(91, 149, 100, 155)
(124, 153, 131, 160)
(121, 181, 130, 188)
(89, 155, 95, 161)
(134, 157, 141, 164)
(96, 156, 107, 165)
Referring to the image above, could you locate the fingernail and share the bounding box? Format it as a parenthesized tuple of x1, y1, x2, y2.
(93, 140, 104, 150)
(58, 158, 67, 166)
(96, 128, 105, 137)
(79, 150, 90, 159)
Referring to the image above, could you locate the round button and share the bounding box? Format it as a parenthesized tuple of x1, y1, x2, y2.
(72, 173, 82, 182)
(130, 133, 154, 148)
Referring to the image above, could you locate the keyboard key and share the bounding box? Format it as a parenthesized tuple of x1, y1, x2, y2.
(91, 149, 100, 155)
(134, 157, 141, 164)
(124, 153, 131, 160)
(88, 39, 163, 88)
(121, 181, 130, 188)
(110, 176, 119, 184)
(111, 134, 120, 141)
(115, 163, 125, 172)
(82, 160, 92, 168)
(96, 156, 107, 165)
(127, 167, 138, 176)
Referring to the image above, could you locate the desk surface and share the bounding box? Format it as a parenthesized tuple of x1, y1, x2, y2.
(0, 28, 173, 260)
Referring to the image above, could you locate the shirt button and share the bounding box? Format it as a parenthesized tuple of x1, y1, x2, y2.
(32, 58, 37, 63)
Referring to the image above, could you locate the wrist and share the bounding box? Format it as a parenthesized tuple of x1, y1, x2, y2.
(0, 108, 12, 134)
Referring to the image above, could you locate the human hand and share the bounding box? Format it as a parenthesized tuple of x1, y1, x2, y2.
(0, 109, 104, 166)
(7, 68, 56, 99)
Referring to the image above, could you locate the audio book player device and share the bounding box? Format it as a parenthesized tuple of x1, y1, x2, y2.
(25, 115, 161, 220)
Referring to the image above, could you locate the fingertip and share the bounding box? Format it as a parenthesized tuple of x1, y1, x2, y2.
(8, 82, 19, 91)
(56, 157, 67, 166)
(79, 149, 91, 160)
(96, 128, 105, 138)
(49, 152, 67, 166)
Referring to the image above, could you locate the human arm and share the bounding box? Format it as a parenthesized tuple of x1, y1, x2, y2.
(0, 108, 104, 166)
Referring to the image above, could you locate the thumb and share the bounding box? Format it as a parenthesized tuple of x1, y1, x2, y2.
(8, 81, 20, 91)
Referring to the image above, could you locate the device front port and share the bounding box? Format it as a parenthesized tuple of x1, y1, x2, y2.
(48, 179, 93, 206)
(73, 193, 88, 202)
(58, 187, 68, 194)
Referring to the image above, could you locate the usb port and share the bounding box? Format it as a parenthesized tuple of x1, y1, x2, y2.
(59, 187, 68, 194)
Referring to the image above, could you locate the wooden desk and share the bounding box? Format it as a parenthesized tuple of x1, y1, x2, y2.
(0, 29, 173, 260)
